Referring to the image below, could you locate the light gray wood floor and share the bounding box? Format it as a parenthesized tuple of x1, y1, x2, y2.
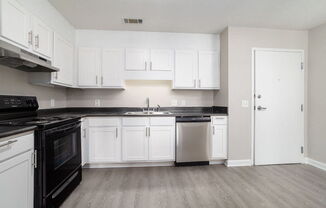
(61, 164, 326, 208)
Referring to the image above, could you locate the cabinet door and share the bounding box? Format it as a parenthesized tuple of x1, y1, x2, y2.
(0, 151, 33, 208)
(52, 33, 74, 86)
(0, 0, 30, 48)
(198, 51, 220, 89)
(32, 17, 53, 58)
(125, 48, 149, 71)
(89, 127, 121, 163)
(78, 47, 100, 87)
(148, 126, 175, 161)
(174, 50, 197, 88)
(122, 126, 148, 161)
(101, 49, 124, 87)
(150, 49, 174, 71)
(211, 125, 227, 159)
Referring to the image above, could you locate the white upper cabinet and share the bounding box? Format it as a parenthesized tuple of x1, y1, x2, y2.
(125, 48, 149, 71)
(198, 51, 220, 89)
(174, 50, 220, 90)
(0, 0, 30, 48)
(0, 0, 53, 59)
(101, 49, 125, 88)
(32, 16, 53, 58)
(52, 33, 74, 86)
(78, 47, 100, 87)
(174, 50, 197, 88)
(150, 49, 174, 71)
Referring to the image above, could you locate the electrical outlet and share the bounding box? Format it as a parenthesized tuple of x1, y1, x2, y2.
(241, 100, 249, 108)
(171, 100, 178, 106)
(50, 99, 55, 107)
(95, 99, 101, 107)
(180, 100, 186, 106)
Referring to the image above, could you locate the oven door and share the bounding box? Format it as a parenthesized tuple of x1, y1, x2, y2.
(43, 122, 81, 195)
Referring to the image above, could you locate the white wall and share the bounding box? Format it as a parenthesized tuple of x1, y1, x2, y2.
(226, 27, 308, 161)
(308, 23, 326, 164)
(67, 80, 214, 107)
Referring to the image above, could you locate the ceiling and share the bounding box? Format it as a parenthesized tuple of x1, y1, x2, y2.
(49, 0, 326, 33)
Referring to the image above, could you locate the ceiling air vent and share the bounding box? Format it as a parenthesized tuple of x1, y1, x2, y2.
(123, 18, 143, 24)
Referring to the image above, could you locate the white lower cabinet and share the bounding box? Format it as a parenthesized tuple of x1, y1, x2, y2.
(0, 132, 34, 208)
(211, 116, 228, 160)
(122, 126, 148, 161)
(88, 118, 121, 163)
(148, 126, 175, 161)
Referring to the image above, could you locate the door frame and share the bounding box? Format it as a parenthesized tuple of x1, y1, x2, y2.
(251, 48, 305, 165)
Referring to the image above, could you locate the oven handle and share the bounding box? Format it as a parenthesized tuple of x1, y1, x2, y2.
(45, 122, 81, 135)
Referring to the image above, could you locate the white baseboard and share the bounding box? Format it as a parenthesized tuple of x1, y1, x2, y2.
(305, 157, 326, 171)
(225, 159, 253, 167)
(209, 160, 226, 165)
(84, 162, 174, 169)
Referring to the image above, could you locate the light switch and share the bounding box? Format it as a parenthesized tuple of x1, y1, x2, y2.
(241, 100, 249, 108)
(50, 99, 55, 107)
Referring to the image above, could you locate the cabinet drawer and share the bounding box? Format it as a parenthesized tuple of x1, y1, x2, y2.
(150, 117, 175, 126)
(211, 116, 227, 125)
(122, 117, 149, 126)
(0, 132, 34, 162)
(88, 117, 120, 127)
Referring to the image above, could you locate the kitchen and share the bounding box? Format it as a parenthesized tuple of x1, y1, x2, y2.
(0, 0, 325, 208)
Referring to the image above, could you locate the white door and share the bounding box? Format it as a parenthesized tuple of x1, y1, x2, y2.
(52, 33, 73, 86)
(254, 49, 304, 165)
(0, 0, 30, 48)
(0, 151, 33, 208)
(125, 48, 149, 71)
(150, 49, 174, 71)
(102, 49, 124, 87)
(122, 126, 148, 161)
(174, 50, 197, 88)
(211, 125, 227, 159)
(32, 17, 53, 58)
(198, 51, 220, 89)
(148, 126, 175, 161)
(89, 127, 121, 163)
(78, 47, 100, 87)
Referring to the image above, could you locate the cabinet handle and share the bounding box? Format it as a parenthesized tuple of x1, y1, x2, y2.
(199, 80, 201, 88)
(150, 61, 152, 70)
(96, 76, 98, 84)
(116, 128, 118, 138)
(212, 126, 215, 135)
(0, 140, 17, 148)
(55, 72, 58, 79)
(145, 62, 147, 70)
(28, 31, 33, 45)
(145, 127, 148, 137)
(35, 35, 40, 49)
(101, 76, 103, 85)
(83, 129, 86, 138)
(194, 79, 196, 88)
(148, 127, 150, 137)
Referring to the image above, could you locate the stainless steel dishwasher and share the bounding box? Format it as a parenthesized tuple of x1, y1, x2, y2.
(175, 116, 211, 166)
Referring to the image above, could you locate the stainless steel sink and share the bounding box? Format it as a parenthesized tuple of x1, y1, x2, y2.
(124, 111, 172, 115)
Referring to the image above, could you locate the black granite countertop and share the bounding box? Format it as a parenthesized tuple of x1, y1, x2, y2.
(0, 126, 37, 139)
(37, 106, 228, 118)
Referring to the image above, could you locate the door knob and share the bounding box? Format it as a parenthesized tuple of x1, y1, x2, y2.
(257, 106, 267, 111)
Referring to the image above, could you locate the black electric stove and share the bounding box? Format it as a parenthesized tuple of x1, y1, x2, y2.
(0, 95, 82, 208)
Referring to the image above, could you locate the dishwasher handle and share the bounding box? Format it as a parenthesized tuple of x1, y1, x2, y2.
(176, 116, 211, 123)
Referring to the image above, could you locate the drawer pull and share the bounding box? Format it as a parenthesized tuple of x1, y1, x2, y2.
(0, 140, 17, 148)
